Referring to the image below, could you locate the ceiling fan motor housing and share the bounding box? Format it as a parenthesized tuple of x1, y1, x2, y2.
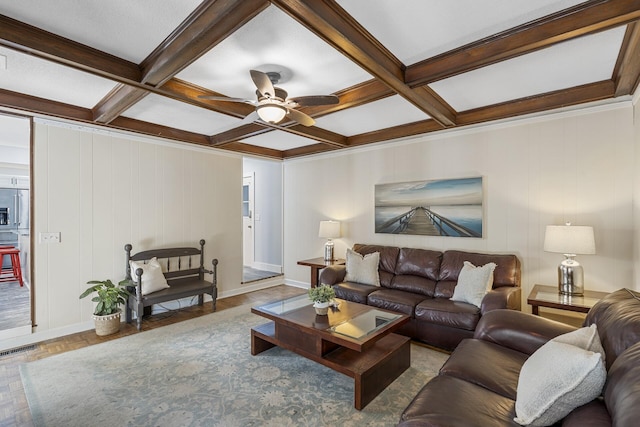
(256, 87, 288, 102)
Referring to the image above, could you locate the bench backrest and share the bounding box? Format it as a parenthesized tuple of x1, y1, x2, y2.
(124, 239, 206, 282)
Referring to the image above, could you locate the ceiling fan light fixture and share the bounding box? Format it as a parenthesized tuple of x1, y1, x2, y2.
(257, 104, 287, 123)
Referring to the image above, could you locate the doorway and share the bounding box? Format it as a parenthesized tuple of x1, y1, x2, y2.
(241, 158, 283, 284)
(0, 113, 32, 339)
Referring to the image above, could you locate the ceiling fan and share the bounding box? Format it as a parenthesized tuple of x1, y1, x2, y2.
(199, 69, 339, 127)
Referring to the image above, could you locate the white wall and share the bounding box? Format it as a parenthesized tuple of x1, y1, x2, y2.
(283, 103, 636, 308)
(243, 157, 283, 271)
(31, 121, 244, 334)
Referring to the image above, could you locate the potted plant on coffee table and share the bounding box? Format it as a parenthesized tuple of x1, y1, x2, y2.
(308, 284, 336, 315)
(79, 279, 131, 336)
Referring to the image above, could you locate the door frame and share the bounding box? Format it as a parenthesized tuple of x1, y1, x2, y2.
(242, 174, 255, 268)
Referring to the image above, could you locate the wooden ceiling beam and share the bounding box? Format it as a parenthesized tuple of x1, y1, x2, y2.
(0, 14, 140, 83)
(92, 0, 269, 124)
(140, 0, 269, 86)
(0, 88, 93, 122)
(457, 80, 615, 126)
(348, 120, 442, 147)
(406, 0, 640, 86)
(0, 88, 227, 149)
(271, 0, 456, 127)
(347, 81, 615, 149)
(283, 143, 342, 158)
(613, 22, 640, 96)
(215, 142, 284, 159)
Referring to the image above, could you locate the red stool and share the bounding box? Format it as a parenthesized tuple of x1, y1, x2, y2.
(0, 247, 23, 286)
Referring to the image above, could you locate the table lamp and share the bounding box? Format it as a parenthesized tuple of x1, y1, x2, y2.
(543, 223, 595, 296)
(319, 220, 340, 261)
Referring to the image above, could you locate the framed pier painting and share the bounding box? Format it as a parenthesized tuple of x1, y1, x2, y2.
(375, 177, 483, 237)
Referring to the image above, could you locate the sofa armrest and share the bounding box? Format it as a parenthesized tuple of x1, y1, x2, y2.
(318, 265, 346, 286)
(480, 286, 522, 314)
(474, 309, 576, 355)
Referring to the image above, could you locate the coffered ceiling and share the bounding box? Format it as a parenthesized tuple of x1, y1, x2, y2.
(0, 1, 639, 159)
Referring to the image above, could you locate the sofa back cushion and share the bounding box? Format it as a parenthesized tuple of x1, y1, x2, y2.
(438, 250, 521, 287)
(353, 244, 399, 287)
(584, 288, 640, 370)
(390, 248, 442, 296)
(603, 341, 640, 426)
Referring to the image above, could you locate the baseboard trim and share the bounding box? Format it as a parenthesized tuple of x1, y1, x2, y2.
(251, 262, 282, 274)
(283, 278, 309, 289)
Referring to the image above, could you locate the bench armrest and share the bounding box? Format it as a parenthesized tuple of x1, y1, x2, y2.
(480, 286, 522, 314)
(474, 309, 576, 355)
(318, 265, 346, 286)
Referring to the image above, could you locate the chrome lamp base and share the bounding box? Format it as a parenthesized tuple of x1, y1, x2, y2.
(558, 255, 584, 296)
(324, 240, 334, 262)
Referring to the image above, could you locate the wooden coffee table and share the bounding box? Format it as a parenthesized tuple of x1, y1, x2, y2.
(251, 295, 411, 410)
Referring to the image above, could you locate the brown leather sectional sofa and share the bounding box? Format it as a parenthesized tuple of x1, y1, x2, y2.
(319, 243, 521, 350)
(399, 288, 640, 426)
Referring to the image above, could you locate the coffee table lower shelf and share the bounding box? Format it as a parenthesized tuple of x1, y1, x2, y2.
(251, 321, 411, 410)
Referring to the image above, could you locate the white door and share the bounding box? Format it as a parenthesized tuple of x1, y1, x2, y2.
(242, 175, 254, 267)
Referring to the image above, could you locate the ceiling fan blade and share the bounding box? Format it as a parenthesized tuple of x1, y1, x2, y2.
(250, 69, 275, 98)
(285, 107, 315, 127)
(287, 95, 339, 107)
(198, 95, 255, 104)
(241, 111, 260, 124)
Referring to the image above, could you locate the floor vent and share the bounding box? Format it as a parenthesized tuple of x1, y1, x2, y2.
(0, 344, 36, 357)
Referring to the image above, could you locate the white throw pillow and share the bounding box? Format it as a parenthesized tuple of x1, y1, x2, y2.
(514, 341, 607, 426)
(129, 257, 170, 296)
(344, 248, 380, 286)
(450, 261, 496, 307)
(551, 324, 606, 361)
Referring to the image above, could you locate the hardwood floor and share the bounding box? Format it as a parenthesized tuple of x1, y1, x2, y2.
(0, 281, 30, 331)
(0, 284, 306, 427)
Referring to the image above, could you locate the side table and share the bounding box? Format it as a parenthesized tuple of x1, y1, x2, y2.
(297, 257, 345, 288)
(527, 284, 608, 316)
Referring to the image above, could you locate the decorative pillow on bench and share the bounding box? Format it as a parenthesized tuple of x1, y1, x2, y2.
(130, 257, 170, 296)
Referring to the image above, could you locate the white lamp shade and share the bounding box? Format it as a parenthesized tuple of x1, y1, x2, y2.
(257, 104, 286, 123)
(319, 220, 341, 239)
(544, 224, 596, 255)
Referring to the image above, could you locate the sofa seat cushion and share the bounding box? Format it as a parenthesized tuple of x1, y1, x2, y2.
(415, 298, 481, 331)
(399, 375, 519, 427)
(333, 282, 378, 304)
(367, 289, 426, 316)
(440, 339, 527, 400)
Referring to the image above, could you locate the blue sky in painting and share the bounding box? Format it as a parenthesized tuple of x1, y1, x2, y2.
(375, 177, 482, 207)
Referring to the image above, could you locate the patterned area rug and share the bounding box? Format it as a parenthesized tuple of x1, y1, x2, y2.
(20, 304, 449, 427)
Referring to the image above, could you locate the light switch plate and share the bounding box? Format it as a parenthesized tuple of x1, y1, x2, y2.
(39, 232, 61, 243)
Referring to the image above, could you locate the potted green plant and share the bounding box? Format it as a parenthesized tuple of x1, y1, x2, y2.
(79, 279, 131, 336)
(308, 284, 336, 315)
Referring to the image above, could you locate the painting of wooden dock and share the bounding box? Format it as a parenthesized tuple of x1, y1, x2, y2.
(375, 177, 483, 237)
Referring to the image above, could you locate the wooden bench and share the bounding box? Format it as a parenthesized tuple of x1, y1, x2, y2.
(124, 240, 218, 331)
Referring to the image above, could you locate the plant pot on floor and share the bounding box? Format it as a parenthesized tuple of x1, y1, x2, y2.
(93, 310, 122, 336)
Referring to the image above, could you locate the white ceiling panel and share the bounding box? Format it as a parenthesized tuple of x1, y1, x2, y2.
(337, 0, 588, 65)
(122, 94, 242, 136)
(430, 27, 626, 112)
(0, 47, 117, 108)
(177, 5, 372, 101)
(0, 0, 203, 63)
(244, 130, 319, 151)
(315, 96, 429, 136)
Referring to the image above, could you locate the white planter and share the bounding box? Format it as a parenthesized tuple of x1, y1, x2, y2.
(313, 301, 330, 316)
(93, 310, 122, 336)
